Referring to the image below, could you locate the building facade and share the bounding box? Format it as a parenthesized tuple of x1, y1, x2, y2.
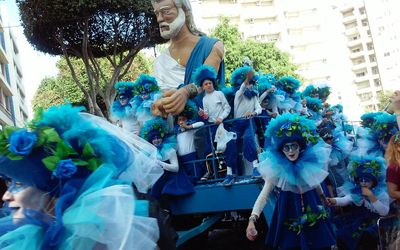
(0, 5, 28, 128)
(191, 0, 399, 118)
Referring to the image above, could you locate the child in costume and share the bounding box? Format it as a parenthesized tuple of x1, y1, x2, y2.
(111, 81, 140, 134)
(0, 104, 162, 249)
(132, 74, 161, 125)
(275, 76, 301, 114)
(327, 156, 389, 249)
(175, 101, 205, 183)
(246, 113, 336, 249)
(229, 66, 262, 178)
(192, 65, 236, 186)
(141, 118, 194, 202)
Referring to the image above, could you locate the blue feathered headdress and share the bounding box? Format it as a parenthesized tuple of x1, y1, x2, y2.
(0, 104, 134, 196)
(140, 118, 169, 142)
(370, 113, 398, 143)
(230, 66, 253, 88)
(305, 96, 323, 113)
(318, 84, 331, 100)
(331, 104, 343, 113)
(192, 65, 217, 87)
(265, 113, 320, 150)
(177, 100, 199, 122)
(302, 85, 319, 98)
(114, 81, 134, 99)
(360, 112, 385, 128)
(134, 74, 159, 95)
(348, 155, 386, 185)
(276, 76, 301, 95)
(257, 73, 276, 93)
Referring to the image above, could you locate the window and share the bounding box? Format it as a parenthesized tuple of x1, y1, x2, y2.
(374, 79, 381, 86)
(367, 43, 374, 50)
(384, 52, 390, 57)
(359, 7, 365, 14)
(369, 55, 376, 62)
(372, 66, 379, 74)
(362, 20, 368, 27)
(356, 72, 366, 77)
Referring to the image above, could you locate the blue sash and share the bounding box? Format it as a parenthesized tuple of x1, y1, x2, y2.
(184, 36, 225, 87)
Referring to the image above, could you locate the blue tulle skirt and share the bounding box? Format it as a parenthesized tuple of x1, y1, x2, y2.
(266, 189, 336, 249)
(151, 161, 195, 199)
(178, 152, 205, 183)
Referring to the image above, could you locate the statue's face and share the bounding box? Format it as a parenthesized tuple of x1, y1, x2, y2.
(2, 180, 49, 223)
(153, 0, 186, 39)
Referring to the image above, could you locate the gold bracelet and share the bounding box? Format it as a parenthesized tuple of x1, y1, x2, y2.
(185, 83, 198, 99)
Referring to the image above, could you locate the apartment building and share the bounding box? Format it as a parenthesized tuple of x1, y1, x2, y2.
(0, 5, 28, 127)
(191, 0, 362, 119)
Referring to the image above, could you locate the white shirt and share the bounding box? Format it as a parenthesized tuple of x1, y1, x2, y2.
(176, 122, 204, 156)
(234, 83, 262, 118)
(203, 90, 231, 123)
(334, 192, 389, 216)
(153, 50, 185, 91)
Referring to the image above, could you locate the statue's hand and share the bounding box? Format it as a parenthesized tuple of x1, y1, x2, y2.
(151, 99, 168, 118)
(162, 88, 189, 115)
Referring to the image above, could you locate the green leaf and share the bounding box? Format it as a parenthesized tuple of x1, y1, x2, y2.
(72, 159, 88, 166)
(83, 143, 95, 158)
(55, 140, 71, 158)
(42, 156, 61, 171)
(43, 128, 61, 143)
(87, 158, 100, 171)
(7, 153, 23, 161)
(4, 127, 18, 139)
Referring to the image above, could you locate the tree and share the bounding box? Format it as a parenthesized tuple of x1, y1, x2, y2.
(377, 90, 394, 111)
(32, 53, 153, 111)
(210, 17, 298, 82)
(18, 0, 165, 119)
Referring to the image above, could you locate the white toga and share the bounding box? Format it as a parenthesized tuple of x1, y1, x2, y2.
(153, 50, 186, 91)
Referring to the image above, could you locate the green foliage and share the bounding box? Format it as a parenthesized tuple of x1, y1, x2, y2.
(32, 53, 153, 112)
(377, 90, 394, 111)
(210, 17, 299, 82)
(17, 0, 165, 56)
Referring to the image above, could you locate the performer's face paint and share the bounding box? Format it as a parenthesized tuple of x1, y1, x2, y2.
(202, 80, 214, 93)
(359, 177, 374, 189)
(154, 0, 186, 39)
(282, 142, 300, 162)
(2, 180, 49, 223)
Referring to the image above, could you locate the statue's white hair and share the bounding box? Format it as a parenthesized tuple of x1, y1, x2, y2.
(151, 0, 205, 36)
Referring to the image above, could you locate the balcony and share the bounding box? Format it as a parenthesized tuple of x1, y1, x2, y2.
(343, 15, 356, 24)
(347, 38, 362, 48)
(0, 74, 12, 96)
(0, 103, 13, 126)
(352, 62, 367, 71)
(345, 27, 359, 36)
(354, 75, 369, 83)
(349, 51, 365, 59)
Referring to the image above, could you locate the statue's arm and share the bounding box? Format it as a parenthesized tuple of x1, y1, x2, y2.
(204, 41, 225, 72)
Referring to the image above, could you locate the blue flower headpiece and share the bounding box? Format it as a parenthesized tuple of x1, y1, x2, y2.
(230, 65, 254, 88)
(302, 83, 330, 101)
(360, 112, 385, 128)
(257, 73, 276, 93)
(177, 100, 199, 122)
(318, 85, 331, 100)
(370, 113, 398, 143)
(305, 97, 323, 113)
(0, 104, 134, 196)
(114, 81, 134, 99)
(192, 65, 217, 87)
(140, 118, 169, 142)
(134, 74, 159, 95)
(276, 76, 301, 95)
(348, 155, 386, 184)
(302, 85, 318, 98)
(265, 113, 320, 150)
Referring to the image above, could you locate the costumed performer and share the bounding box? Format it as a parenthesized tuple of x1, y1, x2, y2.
(0, 104, 162, 249)
(327, 156, 389, 249)
(111, 81, 140, 134)
(151, 0, 225, 117)
(246, 113, 336, 249)
(175, 100, 205, 183)
(131, 74, 162, 125)
(141, 118, 194, 204)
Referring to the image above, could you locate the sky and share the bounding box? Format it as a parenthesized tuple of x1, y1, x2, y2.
(4, 0, 59, 118)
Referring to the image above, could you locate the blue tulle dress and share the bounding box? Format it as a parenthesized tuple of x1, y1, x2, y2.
(258, 141, 336, 249)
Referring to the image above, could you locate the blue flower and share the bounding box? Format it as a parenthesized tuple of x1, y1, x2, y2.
(8, 129, 37, 156)
(53, 159, 77, 179)
(281, 121, 292, 130)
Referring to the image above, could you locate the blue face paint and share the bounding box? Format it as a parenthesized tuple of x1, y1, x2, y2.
(5, 180, 28, 194)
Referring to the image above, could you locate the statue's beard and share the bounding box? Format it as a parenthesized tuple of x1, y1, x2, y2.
(159, 8, 186, 39)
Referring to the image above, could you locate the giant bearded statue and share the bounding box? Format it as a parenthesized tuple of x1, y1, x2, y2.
(151, 0, 225, 116)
